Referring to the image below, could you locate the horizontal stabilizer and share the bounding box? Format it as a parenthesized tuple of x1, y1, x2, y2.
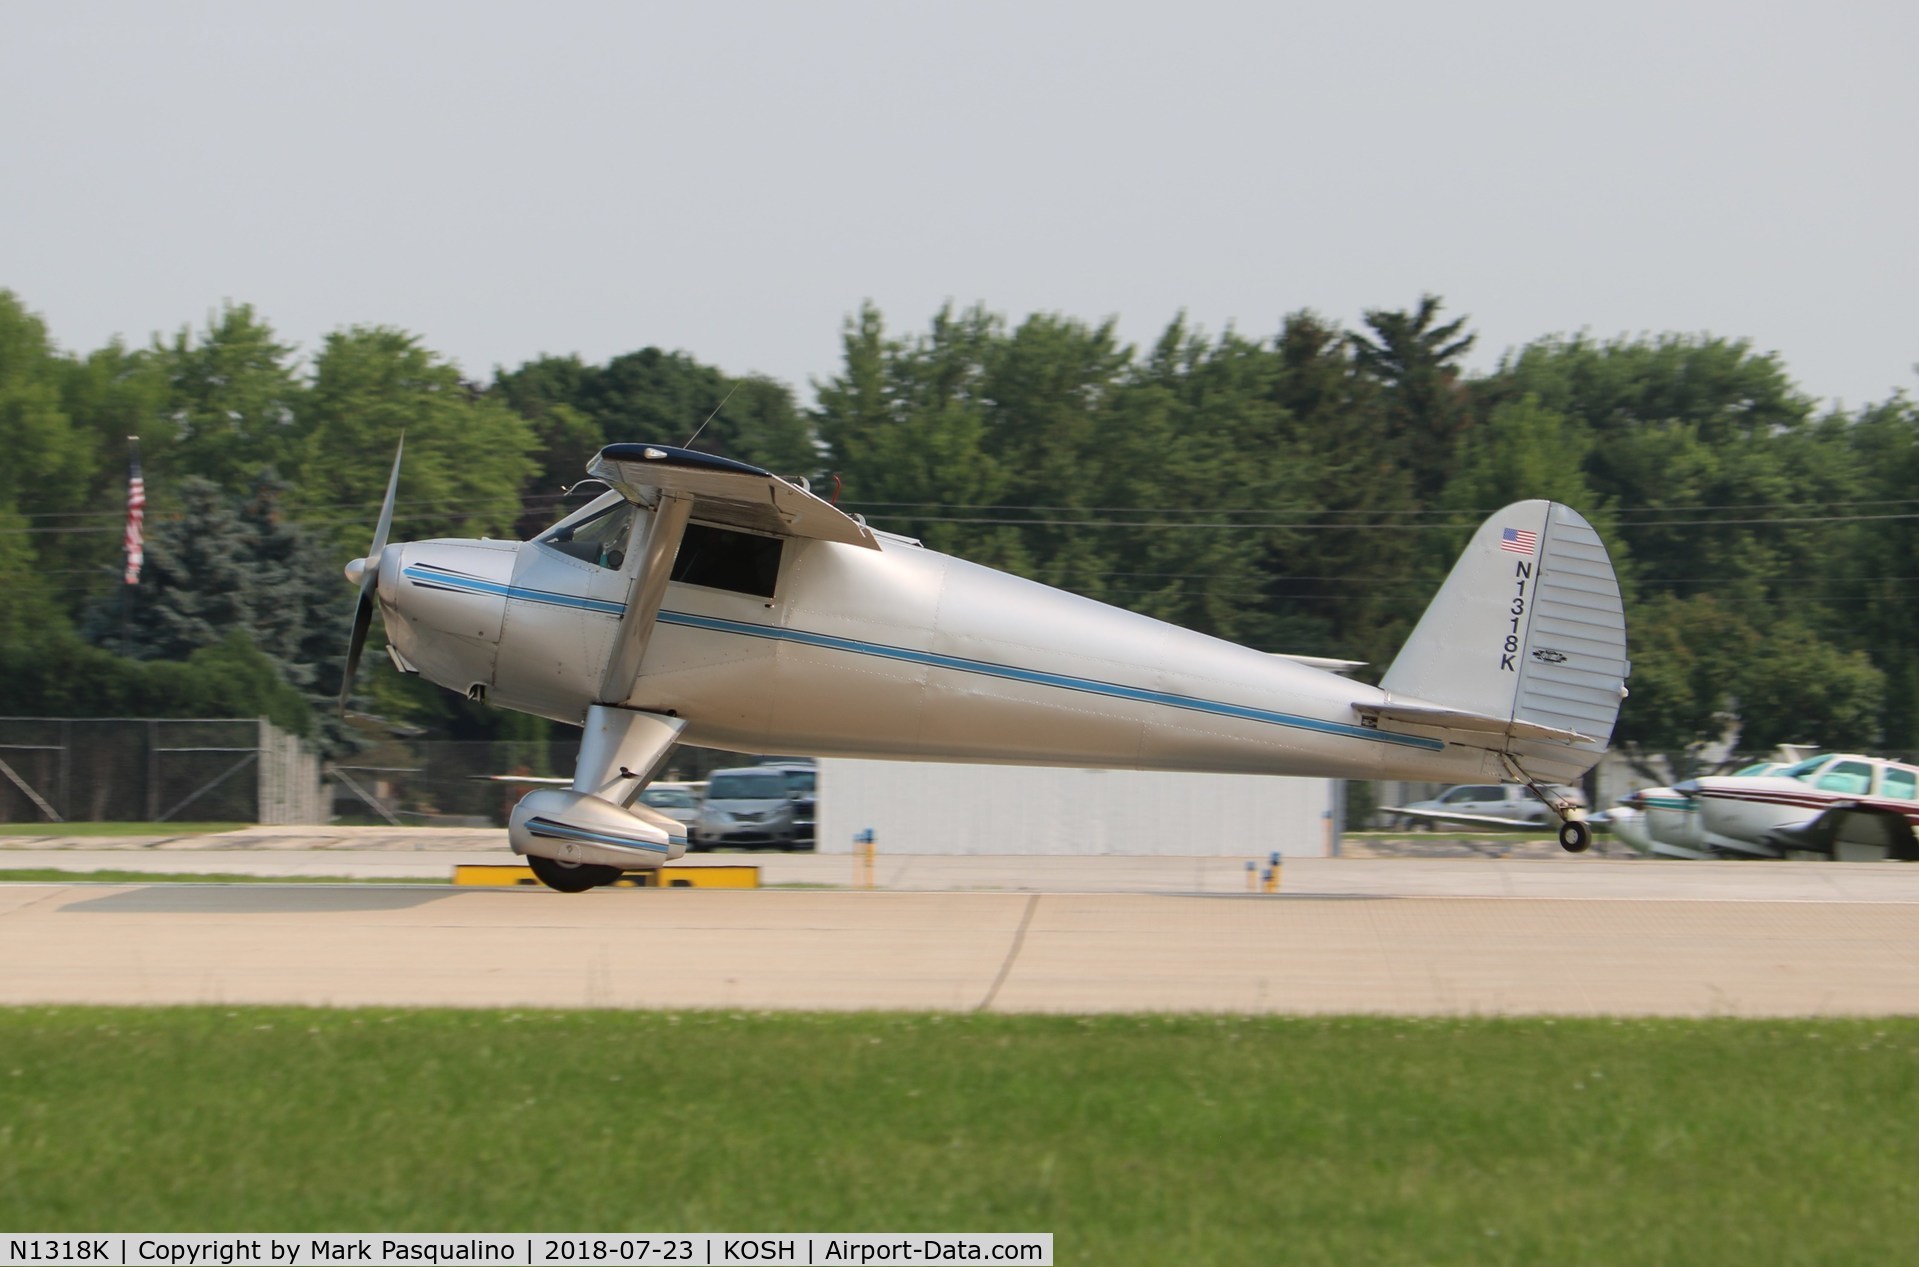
(590, 443, 879, 549)
(1358, 701, 1593, 746)
(1272, 653, 1367, 674)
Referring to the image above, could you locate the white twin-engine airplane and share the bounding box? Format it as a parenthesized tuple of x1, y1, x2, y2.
(1605, 754, 1919, 861)
(340, 441, 1630, 890)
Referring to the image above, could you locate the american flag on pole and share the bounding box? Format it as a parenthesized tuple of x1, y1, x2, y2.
(1499, 526, 1538, 555)
(123, 438, 145, 584)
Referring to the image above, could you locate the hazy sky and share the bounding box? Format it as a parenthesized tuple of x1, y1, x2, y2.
(5, 1, 1914, 411)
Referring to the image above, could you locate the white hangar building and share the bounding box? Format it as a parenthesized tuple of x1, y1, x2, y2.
(814, 759, 1339, 857)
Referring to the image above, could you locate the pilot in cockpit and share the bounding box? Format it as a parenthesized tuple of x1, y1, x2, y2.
(538, 494, 635, 570)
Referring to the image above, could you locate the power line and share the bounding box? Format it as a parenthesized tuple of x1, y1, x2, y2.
(842, 496, 1919, 516)
(854, 510, 1919, 531)
(12, 480, 1919, 529)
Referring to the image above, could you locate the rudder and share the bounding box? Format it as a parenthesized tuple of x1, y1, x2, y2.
(1376, 501, 1628, 785)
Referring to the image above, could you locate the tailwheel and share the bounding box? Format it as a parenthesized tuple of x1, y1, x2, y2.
(528, 854, 623, 892)
(1558, 819, 1593, 854)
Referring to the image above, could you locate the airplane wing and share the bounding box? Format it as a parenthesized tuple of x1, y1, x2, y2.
(589, 443, 880, 550)
(1767, 803, 1919, 861)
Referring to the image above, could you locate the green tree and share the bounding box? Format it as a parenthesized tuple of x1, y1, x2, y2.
(83, 475, 343, 736)
(154, 303, 307, 491)
(1431, 393, 1616, 595)
(1260, 310, 1420, 666)
(0, 291, 100, 644)
(0, 630, 310, 737)
(1098, 318, 1304, 646)
(575, 347, 814, 472)
(491, 354, 606, 535)
(495, 348, 815, 531)
(815, 302, 1015, 561)
(51, 339, 169, 608)
(296, 326, 538, 559)
(1734, 621, 1885, 754)
(1810, 394, 1919, 748)
(1487, 333, 1820, 604)
(1350, 294, 1477, 501)
(1617, 592, 1884, 762)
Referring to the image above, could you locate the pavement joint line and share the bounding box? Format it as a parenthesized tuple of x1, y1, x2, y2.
(976, 893, 1040, 1012)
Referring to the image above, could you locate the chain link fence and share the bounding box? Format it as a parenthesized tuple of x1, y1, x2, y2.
(0, 717, 324, 825)
(329, 739, 742, 826)
(0, 717, 786, 829)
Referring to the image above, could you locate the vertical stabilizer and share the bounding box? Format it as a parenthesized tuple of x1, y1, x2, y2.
(1378, 501, 1628, 784)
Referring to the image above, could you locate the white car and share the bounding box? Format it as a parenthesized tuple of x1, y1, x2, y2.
(1384, 782, 1588, 831)
(636, 781, 705, 827)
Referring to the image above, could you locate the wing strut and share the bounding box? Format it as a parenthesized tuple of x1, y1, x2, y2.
(599, 492, 693, 705)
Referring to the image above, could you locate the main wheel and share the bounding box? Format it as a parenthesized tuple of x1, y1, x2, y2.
(527, 854, 622, 892)
(1558, 819, 1593, 854)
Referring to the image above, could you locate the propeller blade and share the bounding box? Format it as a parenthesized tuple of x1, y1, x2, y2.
(367, 434, 404, 570)
(338, 437, 405, 716)
(339, 588, 376, 715)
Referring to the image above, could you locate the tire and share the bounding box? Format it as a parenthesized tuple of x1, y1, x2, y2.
(1558, 820, 1593, 854)
(528, 854, 622, 892)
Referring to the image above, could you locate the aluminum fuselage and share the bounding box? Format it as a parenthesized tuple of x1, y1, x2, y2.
(375, 497, 1507, 786)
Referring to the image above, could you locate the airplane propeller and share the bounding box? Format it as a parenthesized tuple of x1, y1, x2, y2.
(339, 436, 404, 715)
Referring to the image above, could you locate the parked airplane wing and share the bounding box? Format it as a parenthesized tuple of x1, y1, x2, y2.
(589, 443, 880, 550)
(1768, 803, 1919, 861)
(1378, 805, 1547, 831)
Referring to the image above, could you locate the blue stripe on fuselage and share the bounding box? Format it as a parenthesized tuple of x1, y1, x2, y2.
(655, 611, 1442, 752)
(402, 564, 627, 616)
(403, 566, 1441, 752)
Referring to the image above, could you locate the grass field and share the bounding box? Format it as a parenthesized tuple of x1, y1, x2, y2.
(2, 1008, 1914, 1264)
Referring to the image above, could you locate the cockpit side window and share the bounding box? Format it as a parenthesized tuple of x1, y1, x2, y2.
(1814, 760, 1873, 795)
(539, 500, 636, 570)
(670, 522, 783, 597)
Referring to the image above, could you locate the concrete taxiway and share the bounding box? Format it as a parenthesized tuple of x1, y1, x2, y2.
(2, 833, 1916, 1016)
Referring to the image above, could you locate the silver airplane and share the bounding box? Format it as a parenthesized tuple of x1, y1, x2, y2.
(341, 441, 1630, 890)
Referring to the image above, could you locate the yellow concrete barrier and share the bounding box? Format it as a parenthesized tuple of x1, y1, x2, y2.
(453, 864, 760, 889)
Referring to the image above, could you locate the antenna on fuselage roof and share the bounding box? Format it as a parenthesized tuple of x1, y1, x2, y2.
(684, 383, 741, 449)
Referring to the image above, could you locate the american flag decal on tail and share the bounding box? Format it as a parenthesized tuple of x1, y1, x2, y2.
(1499, 527, 1537, 555)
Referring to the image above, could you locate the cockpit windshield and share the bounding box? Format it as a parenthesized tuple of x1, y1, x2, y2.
(1777, 756, 1836, 783)
(537, 493, 636, 570)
